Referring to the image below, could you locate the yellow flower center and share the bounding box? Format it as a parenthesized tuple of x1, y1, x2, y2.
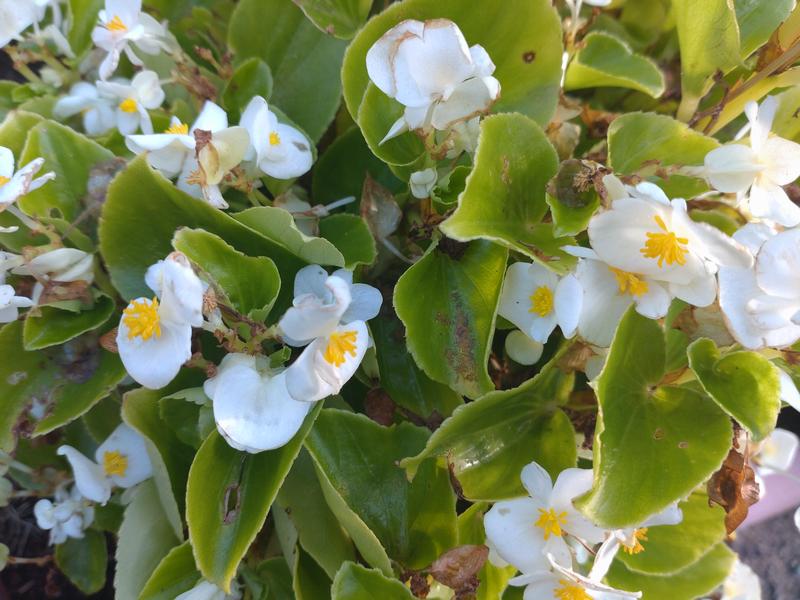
(164, 122, 189, 135)
(535, 508, 568, 540)
(103, 450, 128, 477)
(640, 215, 688, 268)
(609, 267, 649, 297)
(269, 131, 281, 146)
(554, 580, 591, 600)
(323, 330, 358, 367)
(105, 15, 128, 32)
(622, 528, 649, 555)
(122, 297, 162, 341)
(529, 286, 554, 317)
(119, 98, 138, 113)
(0, 175, 8, 188)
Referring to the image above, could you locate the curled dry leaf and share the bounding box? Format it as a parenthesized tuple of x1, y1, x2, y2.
(707, 442, 760, 534)
(429, 544, 489, 598)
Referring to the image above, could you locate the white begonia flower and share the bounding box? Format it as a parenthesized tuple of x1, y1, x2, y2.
(97, 70, 165, 135)
(0, 251, 23, 284)
(497, 262, 582, 344)
(176, 580, 241, 600)
(566, 246, 672, 348)
(704, 97, 800, 227)
(588, 177, 751, 308)
(54, 82, 116, 136)
(279, 265, 382, 402)
(505, 330, 544, 366)
(409, 168, 437, 199)
(366, 19, 500, 143)
(755, 428, 799, 475)
(116, 252, 204, 389)
(0, 1, 38, 48)
(12, 247, 95, 304)
(721, 559, 761, 600)
(91, 0, 171, 80)
(0, 146, 55, 211)
(204, 353, 311, 454)
(57, 423, 153, 505)
(484, 461, 607, 574)
(0, 284, 33, 323)
(34, 484, 94, 545)
(240, 96, 313, 180)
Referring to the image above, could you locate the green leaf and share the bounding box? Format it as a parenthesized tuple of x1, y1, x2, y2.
(544, 159, 601, 237)
(293, 546, 333, 600)
(159, 394, 214, 449)
(54, 529, 108, 595)
(18, 120, 114, 221)
(228, 0, 347, 142)
(318, 214, 376, 268)
(0, 543, 7, 571)
(23, 295, 115, 350)
(305, 409, 458, 571)
(0, 110, 43, 155)
(688, 338, 781, 441)
(607, 543, 735, 600)
(608, 112, 720, 175)
(293, 0, 372, 39)
(139, 542, 200, 600)
(222, 57, 274, 120)
(735, 0, 793, 58)
(400, 360, 576, 501)
(575, 308, 733, 528)
(68, 0, 105, 55)
(173, 228, 281, 320)
(187, 404, 322, 590)
(342, 0, 563, 126)
(440, 114, 572, 268)
(248, 557, 295, 600)
(331, 562, 415, 599)
(114, 480, 181, 600)
(617, 493, 727, 575)
(565, 32, 665, 97)
(394, 240, 506, 399)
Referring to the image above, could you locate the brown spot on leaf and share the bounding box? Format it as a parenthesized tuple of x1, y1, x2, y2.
(365, 388, 396, 426)
(437, 237, 468, 260)
(500, 156, 511, 185)
(522, 51, 536, 63)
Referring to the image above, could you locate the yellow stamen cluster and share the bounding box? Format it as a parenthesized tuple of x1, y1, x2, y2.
(641, 215, 688, 268)
(122, 297, 162, 341)
(103, 450, 128, 477)
(529, 286, 554, 317)
(119, 98, 138, 113)
(323, 330, 358, 367)
(535, 508, 568, 540)
(622, 528, 649, 555)
(554, 580, 591, 600)
(165, 122, 189, 135)
(610, 267, 649, 297)
(0, 175, 9, 188)
(105, 15, 128, 32)
(269, 131, 281, 146)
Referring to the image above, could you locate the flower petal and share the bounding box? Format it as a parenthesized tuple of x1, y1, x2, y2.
(57, 446, 111, 504)
(483, 497, 548, 573)
(95, 423, 153, 488)
(555, 274, 582, 338)
(756, 228, 800, 298)
(505, 330, 544, 366)
(704, 144, 760, 193)
(748, 181, 800, 227)
(117, 315, 192, 389)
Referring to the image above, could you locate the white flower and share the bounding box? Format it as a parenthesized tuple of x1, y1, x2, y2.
(0, 1, 38, 48)
(567, 246, 671, 348)
(279, 265, 382, 402)
(755, 428, 799, 475)
(12, 247, 94, 304)
(409, 168, 437, 199)
(446, 116, 481, 158)
(484, 461, 607, 574)
(203, 353, 311, 453)
(34, 484, 95, 545)
(54, 82, 116, 136)
(0, 146, 55, 211)
(116, 252, 204, 389)
(721, 559, 761, 600)
(240, 96, 313, 180)
(126, 101, 249, 209)
(505, 330, 544, 366)
(96, 70, 165, 135)
(366, 19, 500, 143)
(91, 0, 171, 80)
(498, 262, 582, 344)
(588, 177, 751, 308)
(0, 284, 33, 323)
(704, 97, 800, 227)
(57, 423, 152, 505)
(176, 580, 241, 600)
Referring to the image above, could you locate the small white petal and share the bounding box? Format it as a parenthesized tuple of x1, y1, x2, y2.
(505, 330, 544, 366)
(57, 446, 111, 505)
(94, 423, 153, 489)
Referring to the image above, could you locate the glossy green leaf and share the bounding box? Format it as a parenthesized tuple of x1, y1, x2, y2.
(68, 0, 105, 55)
(222, 57, 274, 120)
(159, 394, 214, 449)
(23, 295, 115, 350)
(576, 309, 732, 528)
(55, 529, 108, 595)
(293, 546, 333, 600)
(294, 0, 372, 39)
(250, 557, 295, 600)
(187, 404, 322, 590)
(735, 0, 793, 58)
(318, 214, 376, 268)
(441, 113, 572, 267)
(688, 338, 781, 441)
(400, 361, 576, 501)
(228, 0, 347, 142)
(139, 542, 200, 600)
(331, 562, 415, 600)
(565, 32, 665, 97)
(305, 409, 458, 571)
(395, 240, 506, 399)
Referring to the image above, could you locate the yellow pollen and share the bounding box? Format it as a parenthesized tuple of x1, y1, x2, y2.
(640, 215, 689, 268)
(554, 580, 591, 600)
(103, 450, 128, 477)
(529, 286, 554, 317)
(609, 267, 649, 297)
(0, 175, 8, 188)
(119, 98, 137, 113)
(323, 330, 358, 367)
(269, 131, 281, 146)
(165, 122, 189, 135)
(122, 297, 162, 341)
(622, 528, 649, 555)
(105, 15, 128, 32)
(535, 508, 568, 540)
